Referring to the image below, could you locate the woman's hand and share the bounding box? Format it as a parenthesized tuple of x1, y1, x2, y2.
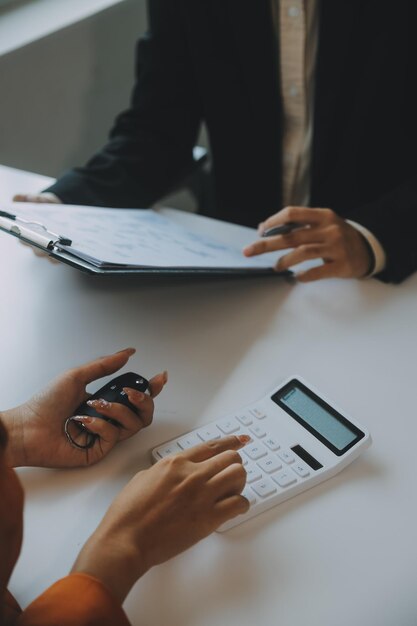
(72, 435, 251, 602)
(243, 206, 373, 281)
(1, 348, 167, 469)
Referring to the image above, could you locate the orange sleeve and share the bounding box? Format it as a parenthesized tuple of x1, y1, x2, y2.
(16, 573, 131, 626)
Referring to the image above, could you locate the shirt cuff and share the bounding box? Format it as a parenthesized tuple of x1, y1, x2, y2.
(346, 220, 387, 278)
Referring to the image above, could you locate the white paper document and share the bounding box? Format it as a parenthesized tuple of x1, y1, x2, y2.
(6, 203, 285, 271)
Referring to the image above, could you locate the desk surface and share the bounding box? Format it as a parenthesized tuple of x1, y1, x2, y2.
(1, 164, 416, 626)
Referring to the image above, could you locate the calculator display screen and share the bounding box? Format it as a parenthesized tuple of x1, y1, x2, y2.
(272, 380, 364, 456)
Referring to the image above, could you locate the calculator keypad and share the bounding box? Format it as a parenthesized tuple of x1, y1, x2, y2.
(251, 477, 277, 498)
(217, 419, 240, 434)
(249, 425, 267, 438)
(244, 443, 268, 461)
(292, 462, 310, 478)
(197, 425, 221, 442)
(236, 413, 253, 426)
(153, 405, 319, 525)
(241, 487, 257, 505)
(157, 443, 181, 458)
(246, 466, 263, 483)
(278, 449, 295, 464)
(272, 470, 297, 488)
(264, 436, 280, 451)
(257, 455, 282, 474)
(178, 434, 201, 450)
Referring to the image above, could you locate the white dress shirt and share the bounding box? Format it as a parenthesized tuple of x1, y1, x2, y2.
(276, 0, 386, 275)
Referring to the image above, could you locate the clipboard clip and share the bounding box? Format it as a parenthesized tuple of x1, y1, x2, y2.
(0, 210, 72, 248)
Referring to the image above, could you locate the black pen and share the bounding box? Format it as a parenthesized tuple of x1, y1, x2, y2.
(262, 222, 299, 237)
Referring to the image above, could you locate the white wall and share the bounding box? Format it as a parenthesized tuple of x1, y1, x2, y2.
(0, 0, 147, 178)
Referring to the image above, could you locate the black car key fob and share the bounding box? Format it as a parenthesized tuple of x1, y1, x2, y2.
(77, 372, 149, 420)
(65, 372, 149, 450)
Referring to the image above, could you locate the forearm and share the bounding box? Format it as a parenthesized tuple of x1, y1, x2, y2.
(71, 529, 147, 604)
(0, 409, 26, 468)
(44, 141, 192, 209)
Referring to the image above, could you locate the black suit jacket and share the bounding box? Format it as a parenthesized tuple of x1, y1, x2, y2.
(47, 0, 417, 283)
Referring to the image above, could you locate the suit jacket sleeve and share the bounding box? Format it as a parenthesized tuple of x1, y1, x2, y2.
(46, 0, 202, 208)
(347, 179, 417, 284)
(15, 573, 131, 626)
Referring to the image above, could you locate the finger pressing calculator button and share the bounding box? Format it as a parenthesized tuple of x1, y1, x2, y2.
(249, 424, 266, 438)
(236, 413, 253, 426)
(264, 437, 280, 451)
(251, 477, 277, 498)
(245, 465, 263, 483)
(292, 462, 310, 478)
(278, 449, 295, 464)
(250, 407, 267, 420)
(244, 443, 268, 460)
(257, 455, 282, 474)
(177, 433, 202, 449)
(272, 470, 297, 488)
(157, 443, 181, 458)
(197, 425, 221, 441)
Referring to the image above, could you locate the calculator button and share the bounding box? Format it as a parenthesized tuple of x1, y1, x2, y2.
(292, 462, 310, 478)
(236, 413, 253, 426)
(272, 470, 297, 488)
(244, 443, 268, 461)
(177, 433, 201, 450)
(264, 437, 280, 451)
(217, 419, 240, 434)
(245, 465, 263, 483)
(278, 449, 295, 464)
(251, 477, 277, 498)
(242, 487, 257, 505)
(257, 455, 282, 474)
(249, 424, 266, 438)
(250, 407, 267, 420)
(197, 425, 221, 442)
(156, 443, 180, 458)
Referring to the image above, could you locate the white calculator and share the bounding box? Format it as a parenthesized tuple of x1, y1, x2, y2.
(151, 377, 372, 531)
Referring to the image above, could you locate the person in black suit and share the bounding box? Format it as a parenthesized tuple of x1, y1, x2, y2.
(16, 1, 417, 283)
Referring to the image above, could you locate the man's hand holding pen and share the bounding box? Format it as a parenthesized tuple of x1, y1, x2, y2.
(243, 206, 373, 282)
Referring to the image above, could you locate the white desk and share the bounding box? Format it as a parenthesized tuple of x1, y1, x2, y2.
(1, 164, 416, 626)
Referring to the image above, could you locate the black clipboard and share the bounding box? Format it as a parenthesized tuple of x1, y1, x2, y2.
(0, 207, 284, 277)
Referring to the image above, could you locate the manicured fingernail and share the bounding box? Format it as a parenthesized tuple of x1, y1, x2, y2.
(162, 370, 168, 384)
(72, 415, 93, 424)
(117, 347, 136, 355)
(237, 435, 251, 445)
(243, 245, 253, 256)
(123, 388, 145, 402)
(87, 398, 110, 408)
